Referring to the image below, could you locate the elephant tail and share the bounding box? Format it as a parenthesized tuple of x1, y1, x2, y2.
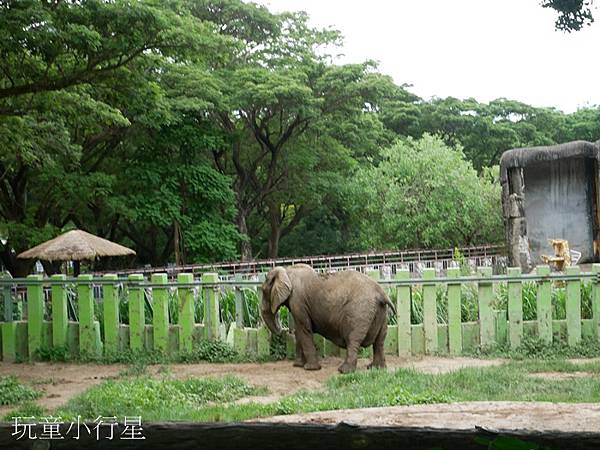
(381, 294, 397, 316)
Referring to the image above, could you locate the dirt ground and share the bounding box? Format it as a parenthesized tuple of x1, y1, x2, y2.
(1, 356, 598, 431)
(0, 356, 502, 413)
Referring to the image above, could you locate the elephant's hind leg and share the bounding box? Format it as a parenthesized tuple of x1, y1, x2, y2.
(338, 330, 366, 374)
(367, 325, 387, 370)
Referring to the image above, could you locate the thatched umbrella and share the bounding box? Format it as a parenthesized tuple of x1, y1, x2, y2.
(18, 229, 136, 275)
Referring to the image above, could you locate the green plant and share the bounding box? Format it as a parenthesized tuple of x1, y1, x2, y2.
(35, 346, 68, 362)
(3, 401, 46, 422)
(468, 335, 600, 360)
(452, 247, 470, 276)
(242, 288, 261, 327)
(57, 376, 266, 421)
(0, 377, 42, 406)
(178, 340, 240, 363)
(269, 332, 287, 360)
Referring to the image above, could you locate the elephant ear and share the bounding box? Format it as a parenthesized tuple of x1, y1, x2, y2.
(270, 267, 292, 314)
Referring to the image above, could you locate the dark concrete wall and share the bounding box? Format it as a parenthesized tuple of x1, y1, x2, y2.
(523, 158, 595, 264)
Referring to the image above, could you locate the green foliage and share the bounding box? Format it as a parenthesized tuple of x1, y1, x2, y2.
(178, 340, 239, 363)
(35, 346, 69, 363)
(1, 0, 599, 273)
(494, 280, 594, 321)
(473, 335, 600, 360)
(269, 332, 288, 361)
(347, 135, 503, 251)
(541, 0, 595, 32)
(398, 98, 567, 170)
(0, 376, 42, 406)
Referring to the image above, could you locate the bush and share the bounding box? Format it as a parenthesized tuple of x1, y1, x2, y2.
(346, 135, 503, 250)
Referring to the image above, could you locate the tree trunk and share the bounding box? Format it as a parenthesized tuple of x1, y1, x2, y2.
(267, 199, 282, 259)
(266, 201, 306, 259)
(236, 212, 252, 262)
(174, 220, 182, 265)
(267, 226, 281, 259)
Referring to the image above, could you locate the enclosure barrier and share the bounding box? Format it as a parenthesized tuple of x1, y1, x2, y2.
(96, 244, 505, 277)
(0, 265, 599, 362)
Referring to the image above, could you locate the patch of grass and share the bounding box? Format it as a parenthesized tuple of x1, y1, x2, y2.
(468, 335, 600, 359)
(57, 375, 267, 421)
(146, 359, 600, 422)
(53, 358, 600, 423)
(178, 340, 240, 363)
(3, 401, 46, 422)
(0, 376, 42, 406)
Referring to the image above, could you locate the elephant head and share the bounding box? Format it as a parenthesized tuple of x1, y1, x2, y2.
(260, 267, 292, 335)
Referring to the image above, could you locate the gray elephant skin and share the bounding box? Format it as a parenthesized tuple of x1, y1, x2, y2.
(260, 264, 396, 374)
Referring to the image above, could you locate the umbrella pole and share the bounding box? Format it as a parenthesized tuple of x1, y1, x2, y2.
(73, 260, 80, 277)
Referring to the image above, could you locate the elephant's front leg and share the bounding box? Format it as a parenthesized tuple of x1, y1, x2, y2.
(295, 328, 321, 370)
(292, 335, 305, 367)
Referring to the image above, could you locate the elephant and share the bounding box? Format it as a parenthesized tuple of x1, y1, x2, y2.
(260, 264, 396, 374)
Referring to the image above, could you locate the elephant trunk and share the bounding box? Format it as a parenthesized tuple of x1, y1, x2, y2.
(261, 307, 283, 335)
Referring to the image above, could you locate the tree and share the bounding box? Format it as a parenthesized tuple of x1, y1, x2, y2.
(345, 135, 503, 251)
(186, 1, 396, 259)
(107, 117, 241, 266)
(398, 97, 567, 170)
(542, 0, 595, 32)
(0, 0, 224, 274)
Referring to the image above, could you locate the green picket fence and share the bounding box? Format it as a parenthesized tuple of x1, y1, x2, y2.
(0, 265, 599, 362)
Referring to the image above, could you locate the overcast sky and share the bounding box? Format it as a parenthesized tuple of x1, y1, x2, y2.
(253, 0, 600, 113)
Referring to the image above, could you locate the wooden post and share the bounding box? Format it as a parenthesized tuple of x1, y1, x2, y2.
(422, 268, 437, 354)
(592, 264, 600, 341)
(396, 269, 411, 357)
(478, 267, 494, 349)
(178, 273, 195, 351)
(257, 326, 270, 357)
(152, 273, 169, 353)
(78, 274, 98, 357)
(2, 273, 12, 322)
(51, 274, 68, 349)
(102, 274, 119, 354)
(128, 274, 145, 352)
(507, 267, 523, 349)
(202, 273, 219, 341)
(1, 321, 17, 362)
(446, 267, 462, 355)
(536, 265, 552, 343)
(27, 275, 44, 359)
(566, 266, 581, 346)
(255, 273, 270, 356)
